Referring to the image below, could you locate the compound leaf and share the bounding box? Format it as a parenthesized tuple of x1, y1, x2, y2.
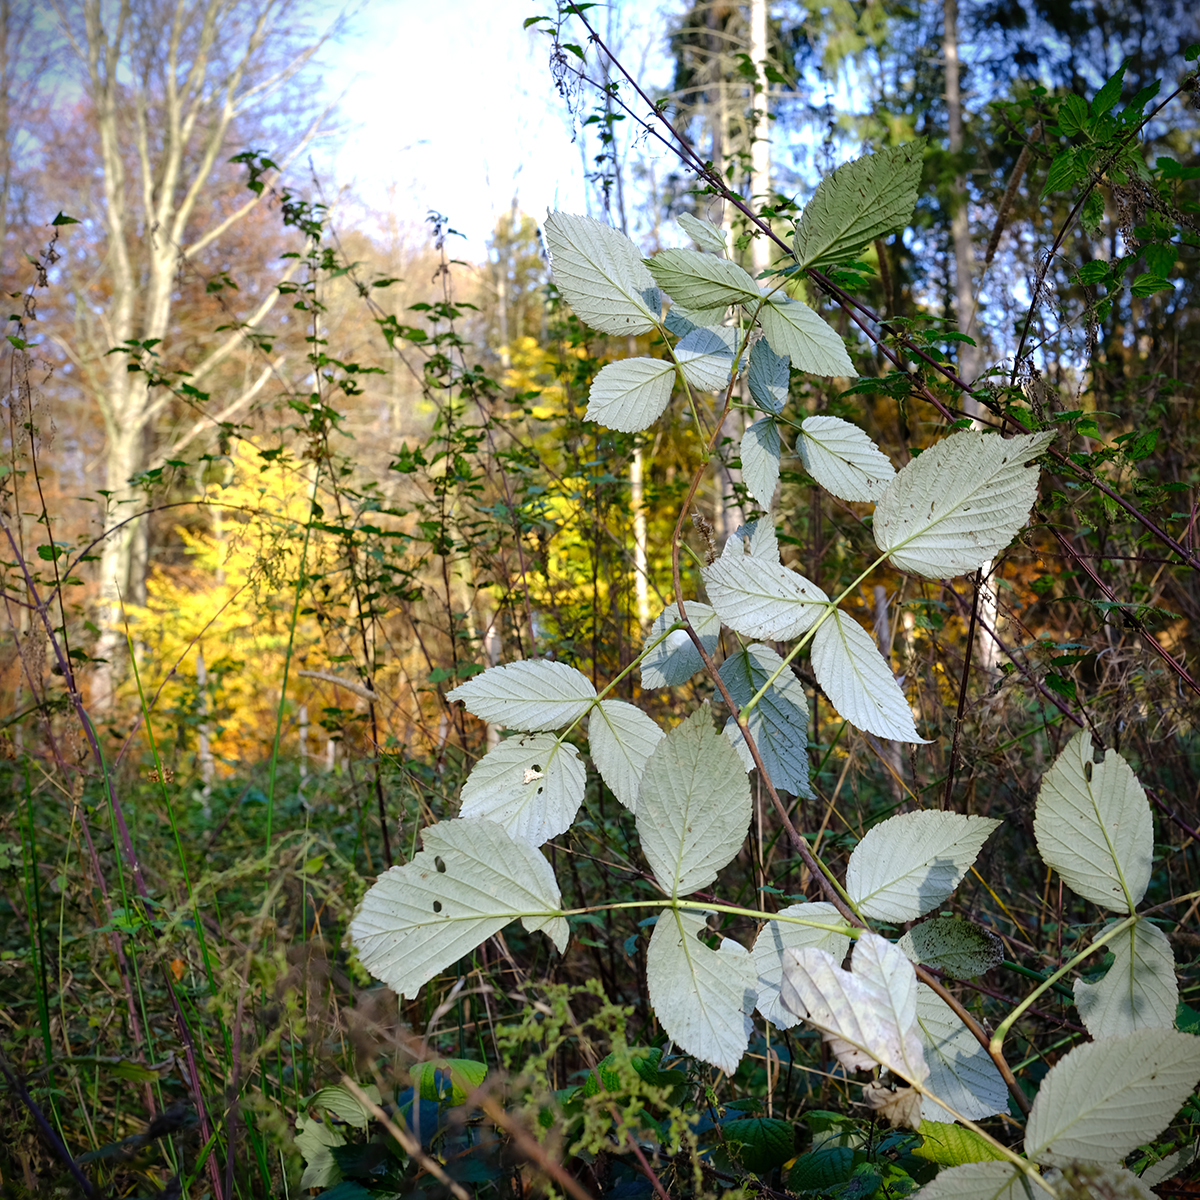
(810, 609, 926, 743)
(1034, 732, 1152, 913)
(797, 415, 896, 503)
(459, 734, 586, 846)
(586, 357, 676, 432)
(1073, 919, 1178, 1039)
(751, 903, 850, 1029)
(915, 984, 1009, 1123)
(719, 643, 814, 797)
(792, 142, 925, 269)
(1024, 1029, 1200, 1166)
(350, 819, 568, 999)
(782, 933, 929, 1094)
(898, 917, 1004, 980)
(646, 909, 756, 1074)
(703, 543, 829, 641)
(645, 247, 760, 311)
(589, 699, 665, 814)
(641, 602, 722, 688)
(846, 812, 1000, 922)
(448, 659, 596, 730)
(747, 337, 789, 414)
(741, 417, 781, 508)
(544, 212, 660, 335)
(873, 430, 1054, 578)
(678, 212, 727, 252)
(759, 297, 854, 377)
(636, 707, 751, 897)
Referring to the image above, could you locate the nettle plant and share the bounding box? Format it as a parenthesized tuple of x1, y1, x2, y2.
(349, 147, 1200, 1195)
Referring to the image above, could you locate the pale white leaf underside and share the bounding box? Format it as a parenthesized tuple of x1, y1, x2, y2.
(898, 916, 1004, 980)
(703, 552, 829, 641)
(797, 415, 896, 503)
(640, 602, 722, 688)
(677, 212, 727, 252)
(747, 337, 789, 414)
(586, 357, 676, 433)
(751, 903, 850, 1029)
(447, 658, 596, 731)
(741, 417, 782, 509)
(645, 247, 760, 312)
(350, 819, 568, 999)
(588, 699, 665, 814)
(912, 1162, 1038, 1200)
(1073, 918, 1177, 1040)
(676, 325, 737, 392)
(758, 296, 854, 377)
(915, 983, 1009, 1122)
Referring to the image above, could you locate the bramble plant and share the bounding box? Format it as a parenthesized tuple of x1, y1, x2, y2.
(347, 135, 1200, 1197)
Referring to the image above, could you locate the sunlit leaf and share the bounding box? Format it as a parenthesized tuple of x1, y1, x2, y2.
(752, 903, 850, 1029)
(741, 417, 781, 508)
(1073, 918, 1177, 1039)
(447, 659, 595, 730)
(589, 699, 665, 814)
(645, 247, 760, 311)
(678, 212, 728, 252)
(703, 542, 829, 641)
(676, 324, 737, 392)
(586, 357, 676, 432)
(915, 984, 1008, 1122)
(797, 415, 896, 503)
(350, 819, 568, 999)
(759, 297, 854, 377)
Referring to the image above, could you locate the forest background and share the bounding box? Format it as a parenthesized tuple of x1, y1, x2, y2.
(2, 0, 1200, 1197)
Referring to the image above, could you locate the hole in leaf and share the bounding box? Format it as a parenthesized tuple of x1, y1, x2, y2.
(531, 764, 541, 772)
(537, 786, 544, 794)
(435, 855, 447, 873)
(433, 900, 442, 913)
(1083, 761, 1093, 783)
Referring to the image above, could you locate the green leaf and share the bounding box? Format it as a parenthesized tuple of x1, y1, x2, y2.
(1073, 918, 1177, 1039)
(810, 609, 926, 743)
(747, 337, 789, 414)
(719, 643, 814, 797)
(410, 1058, 487, 1105)
(781, 932, 930, 1089)
(676, 324, 737, 392)
(588, 699, 665, 813)
(1092, 65, 1125, 117)
(719, 1116, 796, 1174)
(846, 812, 999, 922)
(910, 1162, 1035, 1199)
(797, 415, 896, 503)
(1130, 272, 1172, 297)
(295, 1115, 345, 1189)
(310, 1083, 382, 1128)
(1058, 93, 1088, 136)
(898, 916, 1004, 980)
(349, 819, 568, 999)
(915, 984, 1009, 1122)
(792, 141, 925, 269)
(702, 538, 830, 641)
(586, 357, 676, 432)
(646, 247, 760, 311)
(1033, 732, 1152, 912)
(1042, 147, 1084, 196)
(751, 902, 850, 1029)
(51, 211, 80, 226)
(678, 212, 728, 252)
(1024, 1028, 1200, 1166)
(544, 212, 660, 335)
(646, 909, 756, 1074)
(790, 1147, 857, 1193)
(873, 430, 1054, 579)
(641, 601, 722, 688)
(741, 416, 781, 508)
(447, 659, 596, 730)
(759, 297, 854, 376)
(458, 733, 586, 845)
(636, 707, 751, 897)
(913, 1121, 1009, 1166)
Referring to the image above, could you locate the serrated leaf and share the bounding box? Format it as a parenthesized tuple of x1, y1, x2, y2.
(645, 247, 760, 311)
(1048, 1163, 1154, 1199)
(447, 659, 596, 730)
(636, 707, 751, 897)
(1033, 732, 1153, 913)
(586, 357, 676, 432)
(846, 812, 999, 922)
(752, 903, 850, 1029)
(741, 417, 781, 508)
(678, 212, 727, 252)
(793, 142, 925, 269)
(544, 212, 660, 335)
(912, 1121, 1009, 1166)
(759, 297, 854, 377)
(915, 984, 1009, 1122)
(458, 734, 586, 846)
(790, 1147, 858, 1193)
(676, 325, 737, 391)
(350, 819, 568, 999)
(720, 643, 814, 797)
(409, 1058, 487, 1105)
(797, 415, 896, 503)
(899, 917, 1004, 979)
(702, 550, 829, 641)
(310, 1083, 382, 1129)
(810, 609, 926, 743)
(589, 700, 665, 813)
(641, 601, 722, 688)
(646, 909, 756, 1074)
(725, 518, 777, 564)
(781, 932, 930, 1088)
(748, 337, 789, 413)
(873, 430, 1054, 578)
(1024, 1028, 1200, 1166)
(912, 1162, 1036, 1199)
(1139, 1140, 1200, 1187)
(718, 1117, 796, 1174)
(1073, 919, 1177, 1039)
